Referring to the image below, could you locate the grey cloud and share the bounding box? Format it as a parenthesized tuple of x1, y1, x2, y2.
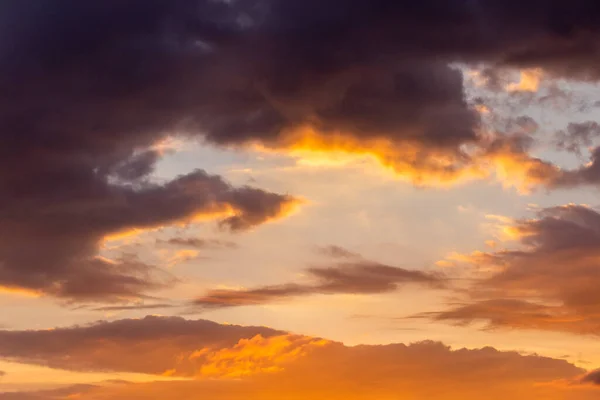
(194, 261, 444, 309)
(555, 121, 600, 156)
(422, 205, 600, 335)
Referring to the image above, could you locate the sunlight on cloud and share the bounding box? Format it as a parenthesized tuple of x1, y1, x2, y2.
(506, 68, 544, 92)
(249, 125, 564, 194)
(0, 286, 42, 298)
(189, 334, 330, 378)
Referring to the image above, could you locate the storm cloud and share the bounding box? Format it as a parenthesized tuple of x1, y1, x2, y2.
(3, 0, 600, 301)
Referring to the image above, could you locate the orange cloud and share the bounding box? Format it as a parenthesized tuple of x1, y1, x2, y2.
(0, 285, 42, 298)
(506, 68, 544, 92)
(189, 334, 330, 378)
(6, 335, 598, 400)
(255, 127, 487, 187)
(253, 126, 564, 193)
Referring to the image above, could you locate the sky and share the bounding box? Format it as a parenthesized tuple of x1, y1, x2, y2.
(3, 1, 600, 398)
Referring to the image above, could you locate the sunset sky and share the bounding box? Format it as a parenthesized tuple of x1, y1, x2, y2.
(3, 1, 600, 398)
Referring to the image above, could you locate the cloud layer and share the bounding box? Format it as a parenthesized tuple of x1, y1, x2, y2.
(0, 316, 284, 376)
(0, 317, 597, 400)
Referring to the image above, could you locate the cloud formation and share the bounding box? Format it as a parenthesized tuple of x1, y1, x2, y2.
(4, 0, 600, 301)
(0, 318, 596, 400)
(194, 261, 443, 309)
(0, 167, 298, 302)
(0, 316, 284, 376)
(426, 204, 600, 335)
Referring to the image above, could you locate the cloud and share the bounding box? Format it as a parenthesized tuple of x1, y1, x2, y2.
(581, 369, 600, 385)
(424, 204, 600, 335)
(316, 245, 362, 259)
(555, 122, 600, 156)
(505, 68, 544, 92)
(188, 334, 329, 378)
(161, 237, 237, 250)
(194, 261, 443, 309)
(0, 167, 299, 302)
(0, 316, 284, 376)
(4, 1, 600, 199)
(4, 0, 600, 301)
(0, 318, 594, 399)
(553, 147, 600, 187)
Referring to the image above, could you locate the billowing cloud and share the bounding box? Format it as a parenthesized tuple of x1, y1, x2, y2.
(4, 0, 600, 301)
(0, 318, 596, 400)
(194, 261, 443, 309)
(425, 204, 600, 335)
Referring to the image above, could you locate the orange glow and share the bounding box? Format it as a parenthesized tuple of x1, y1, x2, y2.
(436, 250, 506, 272)
(0, 285, 42, 298)
(102, 198, 302, 245)
(484, 147, 560, 194)
(251, 126, 563, 193)
(475, 104, 491, 115)
(190, 335, 330, 378)
(165, 249, 200, 267)
(254, 127, 489, 187)
(506, 68, 543, 92)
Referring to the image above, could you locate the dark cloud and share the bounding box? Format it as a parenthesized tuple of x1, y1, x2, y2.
(0, 168, 297, 302)
(194, 261, 443, 309)
(581, 369, 600, 385)
(555, 121, 600, 156)
(0, 316, 283, 375)
(423, 205, 600, 335)
(4, 0, 600, 301)
(0, 1, 303, 302)
(550, 142, 600, 188)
